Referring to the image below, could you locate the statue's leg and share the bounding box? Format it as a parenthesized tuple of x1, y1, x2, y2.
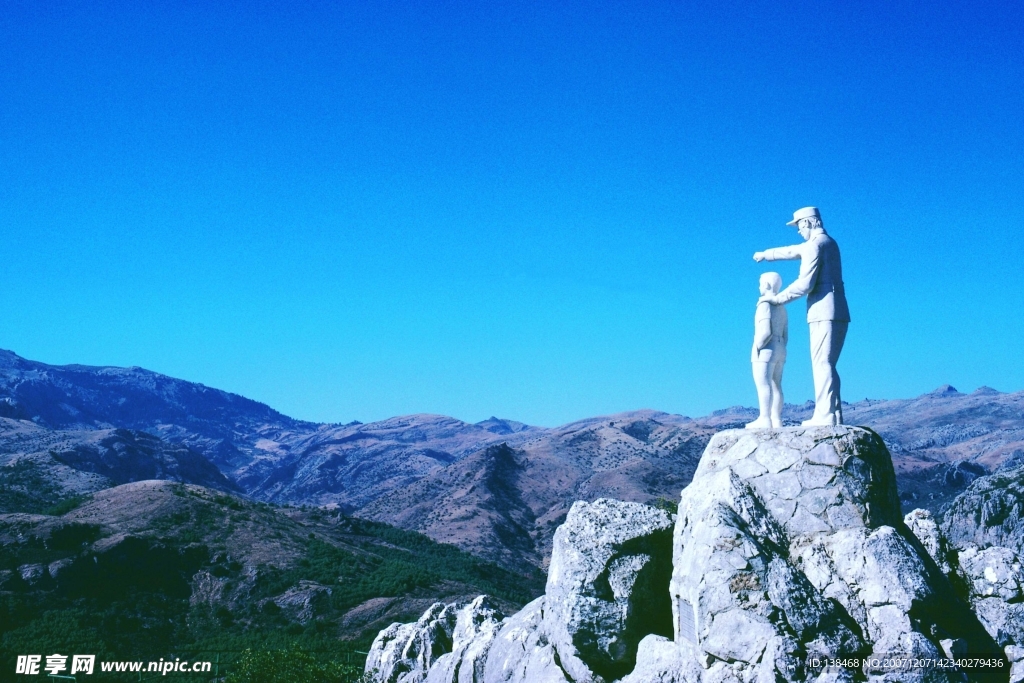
(830, 322, 848, 422)
(808, 322, 828, 422)
(807, 321, 848, 425)
(769, 359, 784, 427)
(746, 362, 773, 429)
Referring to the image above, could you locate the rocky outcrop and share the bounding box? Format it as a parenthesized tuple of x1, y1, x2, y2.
(270, 580, 333, 623)
(955, 546, 1024, 683)
(927, 465, 1024, 683)
(904, 508, 953, 574)
(543, 499, 674, 681)
(426, 597, 507, 683)
(942, 466, 1024, 556)
(367, 499, 674, 683)
(361, 596, 509, 683)
(364, 601, 462, 683)
(660, 427, 1002, 683)
(366, 426, 1014, 683)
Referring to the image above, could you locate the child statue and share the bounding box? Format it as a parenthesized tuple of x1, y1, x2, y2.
(746, 272, 788, 429)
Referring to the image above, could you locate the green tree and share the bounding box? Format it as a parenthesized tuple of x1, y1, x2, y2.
(225, 647, 367, 683)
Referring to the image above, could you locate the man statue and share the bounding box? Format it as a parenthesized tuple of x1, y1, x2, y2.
(753, 207, 850, 426)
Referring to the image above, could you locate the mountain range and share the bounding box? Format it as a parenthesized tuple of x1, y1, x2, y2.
(2, 348, 1023, 573)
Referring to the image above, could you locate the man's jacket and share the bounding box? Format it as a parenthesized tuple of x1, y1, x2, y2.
(763, 231, 850, 323)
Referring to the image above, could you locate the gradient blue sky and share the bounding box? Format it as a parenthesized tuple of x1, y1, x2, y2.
(1, 0, 1021, 426)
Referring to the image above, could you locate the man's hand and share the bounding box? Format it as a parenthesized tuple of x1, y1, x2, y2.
(753, 251, 766, 262)
(759, 294, 778, 305)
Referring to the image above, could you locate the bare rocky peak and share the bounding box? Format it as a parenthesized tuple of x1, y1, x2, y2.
(476, 417, 536, 435)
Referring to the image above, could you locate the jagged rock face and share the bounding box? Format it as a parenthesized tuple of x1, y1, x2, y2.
(362, 599, 523, 683)
(366, 499, 676, 683)
(483, 597, 572, 683)
(958, 547, 1023, 603)
(930, 466, 1024, 683)
(365, 602, 461, 683)
(618, 635, 703, 683)
(958, 545, 1024, 682)
(665, 427, 1004, 683)
(904, 508, 953, 573)
(544, 499, 675, 681)
(942, 466, 1024, 556)
(426, 597, 507, 683)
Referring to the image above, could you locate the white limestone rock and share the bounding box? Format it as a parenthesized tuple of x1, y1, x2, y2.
(367, 498, 675, 683)
(664, 427, 1003, 683)
(942, 466, 1024, 557)
(940, 467, 1024, 681)
(366, 426, 1016, 683)
(958, 546, 1023, 603)
(483, 597, 573, 683)
(1006, 646, 1024, 683)
(426, 596, 507, 683)
(954, 544, 1024, 680)
(618, 635, 703, 683)
(904, 508, 953, 574)
(365, 601, 461, 683)
(544, 498, 675, 682)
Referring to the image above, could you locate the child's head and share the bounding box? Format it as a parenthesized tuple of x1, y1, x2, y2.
(759, 272, 782, 296)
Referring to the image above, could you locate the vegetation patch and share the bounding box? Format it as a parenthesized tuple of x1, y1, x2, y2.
(0, 460, 68, 514)
(0, 491, 543, 681)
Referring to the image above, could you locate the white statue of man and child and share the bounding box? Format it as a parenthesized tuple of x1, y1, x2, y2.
(746, 206, 850, 429)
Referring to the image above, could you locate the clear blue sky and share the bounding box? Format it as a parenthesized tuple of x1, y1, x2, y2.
(1, 0, 1021, 426)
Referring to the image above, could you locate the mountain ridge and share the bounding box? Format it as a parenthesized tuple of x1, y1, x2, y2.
(3, 348, 1023, 574)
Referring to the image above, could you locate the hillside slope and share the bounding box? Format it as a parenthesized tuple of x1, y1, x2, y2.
(0, 481, 543, 671)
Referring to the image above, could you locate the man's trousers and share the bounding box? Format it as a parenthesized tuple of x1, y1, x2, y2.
(809, 320, 848, 424)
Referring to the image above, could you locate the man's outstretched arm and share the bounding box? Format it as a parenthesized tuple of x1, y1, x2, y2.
(753, 244, 803, 262)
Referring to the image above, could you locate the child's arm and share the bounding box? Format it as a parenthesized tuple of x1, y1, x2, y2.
(754, 302, 772, 351)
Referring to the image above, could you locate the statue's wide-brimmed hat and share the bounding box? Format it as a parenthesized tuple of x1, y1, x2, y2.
(786, 206, 820, 226)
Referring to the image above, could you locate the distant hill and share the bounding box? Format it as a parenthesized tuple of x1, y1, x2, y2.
(236, 413, 544, 510)
(0, 350, 539, 501)
(0, 349, 313, 473)
(358, 413, 712, 572)
(0, 417, 238, 514)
